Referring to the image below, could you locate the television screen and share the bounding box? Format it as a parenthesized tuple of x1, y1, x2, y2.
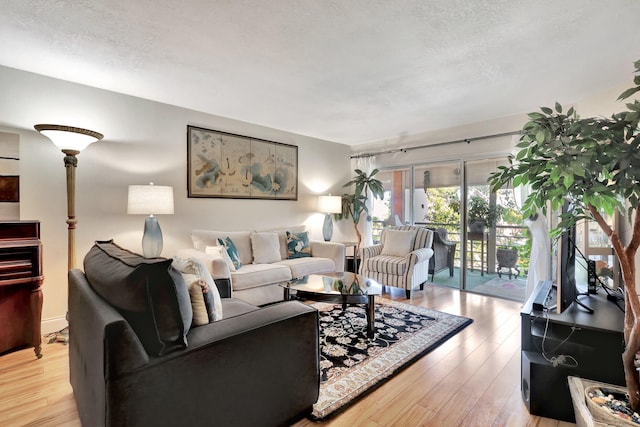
(556, 200, 593, 314)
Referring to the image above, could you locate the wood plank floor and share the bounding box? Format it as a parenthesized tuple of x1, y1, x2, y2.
(0, 285, 576, 426)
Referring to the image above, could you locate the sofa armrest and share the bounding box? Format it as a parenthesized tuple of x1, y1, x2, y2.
(176, 248, 231, 280)
(310, 240, 345, 272)
(107, 301, 320, 427)
(69, 269, 151, 426)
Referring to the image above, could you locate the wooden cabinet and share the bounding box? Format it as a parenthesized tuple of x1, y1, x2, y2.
(0, 221, 44, 359)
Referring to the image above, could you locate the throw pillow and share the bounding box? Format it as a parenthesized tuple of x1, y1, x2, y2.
(217, 236, 243, 270)
(205, 245, 236, 272)
(172, 257, 223, 322)
(250, 232, 281, 264)
(381, 229, 417, 257)
(286, 230, 311, 259)
(83, 240, 192, 356)
(180, 273, 209, 326)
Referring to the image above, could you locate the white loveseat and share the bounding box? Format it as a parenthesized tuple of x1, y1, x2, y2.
(178, 226, 345, 306)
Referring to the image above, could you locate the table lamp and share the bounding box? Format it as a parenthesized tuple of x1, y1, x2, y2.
(127, 182, 174, 257)
(318, 195, 342, 241)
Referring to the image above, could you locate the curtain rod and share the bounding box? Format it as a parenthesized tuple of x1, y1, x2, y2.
(350, 130, 522, 159)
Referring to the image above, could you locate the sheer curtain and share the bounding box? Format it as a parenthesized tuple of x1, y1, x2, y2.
(351, 156, 376, 248)
(525, 211, 551, 301)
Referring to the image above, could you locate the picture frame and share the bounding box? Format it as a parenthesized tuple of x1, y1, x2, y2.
(187, 125, 298, 200)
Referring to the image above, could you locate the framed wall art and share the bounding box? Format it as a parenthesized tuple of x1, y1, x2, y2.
(187, 126, 298, 200)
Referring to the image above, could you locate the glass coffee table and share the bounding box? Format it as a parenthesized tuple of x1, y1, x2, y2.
(280, 272, 382, 338)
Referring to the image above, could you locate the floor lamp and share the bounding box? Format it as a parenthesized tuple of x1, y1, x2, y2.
(34, 124, 103, 270)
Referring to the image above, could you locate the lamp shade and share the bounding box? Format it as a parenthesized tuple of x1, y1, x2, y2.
(127, 183, 174, 215)
(318, 195, 342, 214)
(34, 124, 103, 152)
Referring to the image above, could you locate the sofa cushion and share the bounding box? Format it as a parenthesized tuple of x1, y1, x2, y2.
(276, 257, 335, 279)
(218, 236, 243, 270)
(191, 230, 253, 265)
(250, 232, 281, 264)
(260, 225, 306, 260)
(286, 230, 311, 259)
(231, 263, 292, 291)
(83, 240, 192, 356)
(172, 257, 223, 323)
(181, 273, 210, 326)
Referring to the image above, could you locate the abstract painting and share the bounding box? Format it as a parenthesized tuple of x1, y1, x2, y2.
(187, 126, 297, 200)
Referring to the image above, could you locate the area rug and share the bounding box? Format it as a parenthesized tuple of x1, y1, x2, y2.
(471, 276, 527, 302)
(311, 297, 473, 420)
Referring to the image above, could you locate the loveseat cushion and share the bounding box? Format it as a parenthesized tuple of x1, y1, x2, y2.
(172, 256, 223, 324)
(192, 230, 253, 265)
(83, 240, 192, 356)
(276, 257, 335, 279)
(231, 263, 292, 291)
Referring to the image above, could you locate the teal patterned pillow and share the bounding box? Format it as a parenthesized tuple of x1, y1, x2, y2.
(286, 231, 311, 259)
(217, 236, 243, 269)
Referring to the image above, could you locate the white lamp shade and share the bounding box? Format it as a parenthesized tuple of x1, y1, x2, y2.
(127, 184, 174, 215)
(34, 124, 103, 152)
(318, 195, 342, 214)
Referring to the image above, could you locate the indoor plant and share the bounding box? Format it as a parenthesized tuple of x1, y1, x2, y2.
(468, 194, 501, 233)
(337, 168, 385, 254)
(489, 60, 640, 412)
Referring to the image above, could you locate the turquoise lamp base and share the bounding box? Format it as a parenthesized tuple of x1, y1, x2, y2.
(142, 215, 163, 258)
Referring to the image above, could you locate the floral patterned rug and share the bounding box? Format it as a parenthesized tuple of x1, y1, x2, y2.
(311, 297, 473, 420)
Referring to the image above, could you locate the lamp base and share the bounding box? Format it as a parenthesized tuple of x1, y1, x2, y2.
(322, 213, 333, 242)
(142, 216, 163, 258)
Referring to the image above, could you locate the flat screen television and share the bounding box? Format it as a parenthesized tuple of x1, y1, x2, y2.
(555, 200, 593, 314)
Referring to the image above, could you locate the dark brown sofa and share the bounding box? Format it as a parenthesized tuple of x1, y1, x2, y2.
(68, 241, 320, 427)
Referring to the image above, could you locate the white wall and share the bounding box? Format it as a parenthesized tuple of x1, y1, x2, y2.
(0, 65, 351, 329)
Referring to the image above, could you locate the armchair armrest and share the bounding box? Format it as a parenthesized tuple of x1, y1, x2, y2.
(309, 240, 345, 272)
(361, 244, 383, 259)
(408, 247, 434, 263)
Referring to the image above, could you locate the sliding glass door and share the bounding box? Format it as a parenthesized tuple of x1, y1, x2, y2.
(464, 158, 528, 300)
(372, 157, 529, 301)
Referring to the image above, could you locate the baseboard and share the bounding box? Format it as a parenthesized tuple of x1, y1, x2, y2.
(42, 316, 68, 335)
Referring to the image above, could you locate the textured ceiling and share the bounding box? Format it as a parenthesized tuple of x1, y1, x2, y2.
(2, 0, 640, 145)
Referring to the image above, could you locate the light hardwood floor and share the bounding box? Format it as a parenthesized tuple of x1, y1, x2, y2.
(0, 285, 575, 427)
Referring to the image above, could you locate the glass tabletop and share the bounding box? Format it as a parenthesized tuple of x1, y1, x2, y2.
(281, 272, 382, 296)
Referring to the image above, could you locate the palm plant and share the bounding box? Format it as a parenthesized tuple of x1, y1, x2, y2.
(337, 169, 385, 253)
(489, 60, 640, 410)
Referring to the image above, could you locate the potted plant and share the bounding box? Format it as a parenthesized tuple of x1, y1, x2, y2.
(489, 60, 640, 416)
(337, 169, 385, 254)
(468, 194, 501, 233)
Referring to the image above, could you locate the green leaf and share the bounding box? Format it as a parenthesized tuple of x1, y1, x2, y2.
(618, 86, 640, 101)
(541, 106, 553, 115)
(555, 102, 562, 113)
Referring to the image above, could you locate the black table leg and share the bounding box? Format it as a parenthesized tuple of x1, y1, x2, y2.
(366, 295, 375, 338)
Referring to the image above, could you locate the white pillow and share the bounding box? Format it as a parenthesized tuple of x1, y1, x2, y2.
(381, 229, 417, 257)
(205, 245, 236, 272)
(172, 257, 223, 321)
(250, 232, 281, 264)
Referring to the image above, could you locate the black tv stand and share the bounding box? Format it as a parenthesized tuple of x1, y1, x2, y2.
(573, 292, 594, 314)
(521, 281, 624, 422)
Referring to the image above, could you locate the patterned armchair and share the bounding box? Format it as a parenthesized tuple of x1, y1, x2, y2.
(359, 226, 434, 298)
(428, 228, 457, 281)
